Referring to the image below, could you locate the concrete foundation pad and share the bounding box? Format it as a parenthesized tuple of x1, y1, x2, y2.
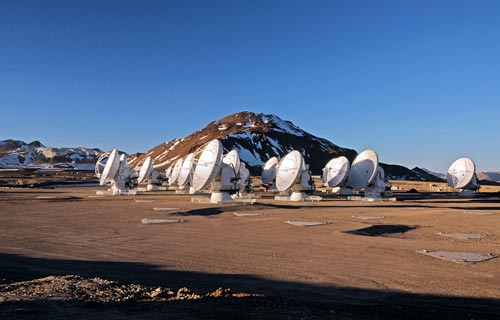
(153, 207, 181, 211)
(353, 215, 385, 220)
(285, 220, 332, 227)
(436, 232, 488, 239)
(418, 250, 499, 264)
(463, 211, 495, 216)
(233, 212, 263, 217)
(141, 218, 185, 224)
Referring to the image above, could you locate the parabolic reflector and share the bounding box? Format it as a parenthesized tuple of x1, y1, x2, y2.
(137, 156, 154, 184)
(170, 158, 184, 184)
(447, 157, 476, 189)
(275, 151, 304, 192)
(346, 150, 378, 189)
(165, 166, 173, 179)
(322, 156, 350, 187)
(191, 139, 223, 192)
(99, 148, 120, 185)
(262, 157, 278, 184)
(222, 150, 241, 176)
(177, 153, 196, 187)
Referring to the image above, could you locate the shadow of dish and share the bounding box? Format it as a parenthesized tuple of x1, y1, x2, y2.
(1, 253, 499, 319)
(344, 224, 418, 237)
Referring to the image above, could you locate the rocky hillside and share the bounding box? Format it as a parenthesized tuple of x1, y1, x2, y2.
(0, 139, 103, 170)
(128, 112, 358, 175)
(127, 111, 445, 181)
(377, 165, 444, 182)
(477, 171, 500, 183)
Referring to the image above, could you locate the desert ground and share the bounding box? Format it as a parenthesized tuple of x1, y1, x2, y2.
(1, 179, 500, 319)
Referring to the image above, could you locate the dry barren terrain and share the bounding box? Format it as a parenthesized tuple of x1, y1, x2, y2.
(1, 183, 500, 319)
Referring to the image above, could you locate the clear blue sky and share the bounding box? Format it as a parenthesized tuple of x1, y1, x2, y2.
(1, 0, 499, 172)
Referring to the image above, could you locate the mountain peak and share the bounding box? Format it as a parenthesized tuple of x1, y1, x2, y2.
(29, 140, 45, 148)
(128, 111, 357, 174)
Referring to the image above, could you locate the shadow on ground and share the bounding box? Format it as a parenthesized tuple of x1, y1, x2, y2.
(1, 253, 499, 319)
(344, 224, 418, 237)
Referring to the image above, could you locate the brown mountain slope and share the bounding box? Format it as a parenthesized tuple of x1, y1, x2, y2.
(128, 111, 357, 175)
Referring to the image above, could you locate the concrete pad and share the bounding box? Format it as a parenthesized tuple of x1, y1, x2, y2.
(436, 232, 488, 239)
(153, 207, 181, 211)
(285, 221, 332, 227)
(141, 218, 185, 224)
(463, 211, 495, 216)
(233, 212, 263, 217)
(418, 250, 499, 264)
(352, 215, 385, 220)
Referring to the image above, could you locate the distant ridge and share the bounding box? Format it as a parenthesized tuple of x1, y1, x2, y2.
(419, 167, 447, 180)
(0, 139, 103, 170)
(477, 171, 500, 183)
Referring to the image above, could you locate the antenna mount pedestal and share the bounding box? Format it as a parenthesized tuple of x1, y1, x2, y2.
(210, 191, 235, 204)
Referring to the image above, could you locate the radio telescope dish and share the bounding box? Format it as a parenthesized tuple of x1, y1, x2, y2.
(165, 166, 173, 180)
(169, 158, 184, 185)
(346, 150, 378, 189)
(223, 150, 241, 176)
(261, 157, 279, 184)
(99, 148, 121, 185)
(137, 156, 154, 184)
(447, 157, 479, 190)
(322, 156, 350, 187)
(191, 139, 223, 193)
(276, 151, 303, 192)
(177, 153, 196, 188)
(275, 150, 315, 201)
(95, 151, 111, 178)
(95, 148, 137, 195)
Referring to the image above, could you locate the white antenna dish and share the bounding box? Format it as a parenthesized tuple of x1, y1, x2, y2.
(261, 157, 279, 184)
(222, 150, 241, 176)
(99, 148, 120, 185)
(237, 161, 252, 194)
(276, 151, 303, 192)
(169, 158, 184, 185)
(447, 157, 479, 191)
(95, 151, 111, 178)
(322, 156, 350, 187)
(346, 150, 378, 189)
(95, 148, 137, 195)
(274, 150, 315, 201)
(165, 166, 173, 179)
(177, 153, 196, 188)
(191, 139, 223, 193)
(137, 156, 154, 184)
